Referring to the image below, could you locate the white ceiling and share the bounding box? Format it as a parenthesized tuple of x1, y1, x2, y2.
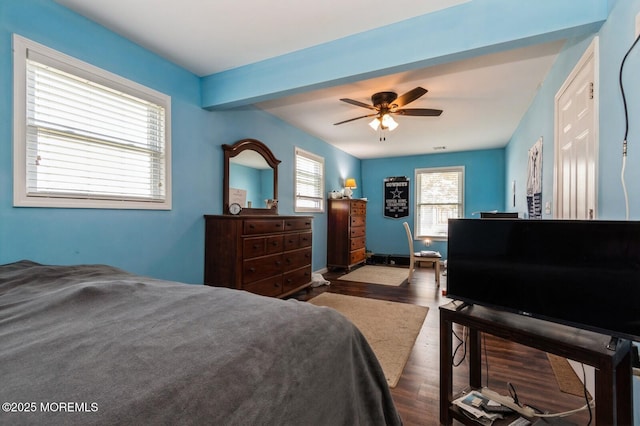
(54, 0, 564, 159)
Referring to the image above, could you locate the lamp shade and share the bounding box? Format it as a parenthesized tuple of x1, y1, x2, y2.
(368, 115, 398, 132)
(381, 114, 398, 131)
(345, 178, 357, 189)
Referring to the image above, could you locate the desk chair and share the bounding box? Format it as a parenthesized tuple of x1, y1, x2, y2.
(403, 221, 441, 287)
(403, 222, 416, 284)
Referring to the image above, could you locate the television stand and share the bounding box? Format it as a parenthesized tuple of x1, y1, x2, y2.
(439, 302, 633, 425)
(607, 336, 619, 351)
(454, 301, 472, 311)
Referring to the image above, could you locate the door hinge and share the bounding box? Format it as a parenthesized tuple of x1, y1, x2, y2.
(589, 82, 594, 100)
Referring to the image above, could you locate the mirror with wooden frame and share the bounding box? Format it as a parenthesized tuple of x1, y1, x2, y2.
(223, 139, 280, 215)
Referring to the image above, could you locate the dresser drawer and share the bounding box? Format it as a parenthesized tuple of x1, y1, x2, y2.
(283, 247, 312, 271)
(283, 233, 300, 251)
(350, 216, 365, 227)
(243, 254, 283, 283)
(350, 201, 366, 215)
(298, 231, 312, 248)
(284, 231, 313, 250)
(284, 217, 313, 231)
(244, 275, 283, 297)
(350, 248, 366, 264)
(282, 266, 311, 293)
(243, 237, 266, 258)
(265, 235, 283, 254)
(350, 236, 366, 250)
(243, 235, 283, 257)
(350, 226, 366, 238)
(244, 219, 284, 235)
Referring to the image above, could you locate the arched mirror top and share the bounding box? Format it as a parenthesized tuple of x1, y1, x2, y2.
(224, 139, 280, 168)
(223, 139, 280, 215)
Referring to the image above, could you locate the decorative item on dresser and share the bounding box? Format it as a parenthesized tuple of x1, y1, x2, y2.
(327, 198, 367, 270)
(204, 215, 313, 298)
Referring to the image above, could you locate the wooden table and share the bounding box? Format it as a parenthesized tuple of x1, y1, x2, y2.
(439, 302, 633, 425)
(414, 253, 441, 286)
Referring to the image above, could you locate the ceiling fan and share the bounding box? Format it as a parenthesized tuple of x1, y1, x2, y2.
(333, 87, 443, 131)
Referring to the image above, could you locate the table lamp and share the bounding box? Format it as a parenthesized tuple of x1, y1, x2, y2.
(344, 178, 357, 199)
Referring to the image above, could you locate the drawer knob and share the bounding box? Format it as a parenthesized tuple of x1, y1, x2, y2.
(249, 267, 256, 273)
(249, 224, 255, 229)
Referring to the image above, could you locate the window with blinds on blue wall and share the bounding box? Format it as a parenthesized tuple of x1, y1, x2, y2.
(13, 34, 171, 210)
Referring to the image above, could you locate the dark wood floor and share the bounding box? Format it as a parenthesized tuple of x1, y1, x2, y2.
(292, 265, 592, 426)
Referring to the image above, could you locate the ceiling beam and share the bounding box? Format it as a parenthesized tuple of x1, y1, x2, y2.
(201, 0, 607, 110)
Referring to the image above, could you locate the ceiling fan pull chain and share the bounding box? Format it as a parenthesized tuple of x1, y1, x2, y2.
(379, 128, 386, 142)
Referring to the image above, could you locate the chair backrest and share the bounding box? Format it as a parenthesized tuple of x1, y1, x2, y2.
(403, 222, 415, 283)
(403, 222, 414, 254)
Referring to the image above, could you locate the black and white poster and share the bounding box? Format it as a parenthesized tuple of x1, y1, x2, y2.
(384, 177, 409, 218)
(527, 137, 542, 219)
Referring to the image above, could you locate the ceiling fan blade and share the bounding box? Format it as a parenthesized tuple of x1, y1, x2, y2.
(395, 108, 443, 117)
(334, 113, 377, 125)
(394, 87, 428, 108)
(339, 98, 378, 110)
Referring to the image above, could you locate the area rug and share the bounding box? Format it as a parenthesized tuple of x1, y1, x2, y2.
(337, 265, 408, 286)
(308, 292, 428, 388)
(547, 353, 592, 399)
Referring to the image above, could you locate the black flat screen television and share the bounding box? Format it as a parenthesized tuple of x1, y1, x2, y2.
(447, 219, 640, 342)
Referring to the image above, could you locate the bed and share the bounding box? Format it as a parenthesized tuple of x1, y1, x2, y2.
(0, 260, 401, 425)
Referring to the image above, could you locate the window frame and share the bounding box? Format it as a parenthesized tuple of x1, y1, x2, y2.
(414, 166, 465, 240)
(12, 34, 172, 210)
(294, 147, 325, 213)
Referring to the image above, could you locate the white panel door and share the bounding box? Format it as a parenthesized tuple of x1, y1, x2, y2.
(554, 39, 598, 220)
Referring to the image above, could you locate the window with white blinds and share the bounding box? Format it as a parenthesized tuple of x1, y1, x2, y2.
(294, 147, 324, 213)
(13, 35, 171, 209)
(415, 166, 464, 239)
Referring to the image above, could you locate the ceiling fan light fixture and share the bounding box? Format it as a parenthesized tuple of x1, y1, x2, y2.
(381, 114, 398, 131)
(335, 87, 441, 134)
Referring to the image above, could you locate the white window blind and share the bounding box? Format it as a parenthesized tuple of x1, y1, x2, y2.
(13, 34, 171, 209)
(295, 147, 324, 213)
(415, 167, 464, 239)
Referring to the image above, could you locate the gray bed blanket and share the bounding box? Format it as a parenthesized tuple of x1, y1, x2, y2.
(0, 261, 401, 425)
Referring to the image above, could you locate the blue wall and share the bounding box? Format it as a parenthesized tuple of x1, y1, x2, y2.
(506, 0, 640, 221)
(2, 0, 634, 284)
(0, 0, 360, 282)
(362, 149, 505, 258)
(0, 0, 210, 283)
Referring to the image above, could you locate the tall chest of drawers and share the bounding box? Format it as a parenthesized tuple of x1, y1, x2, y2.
(204, 215, 313, 298)
(327, 199, 367, 270)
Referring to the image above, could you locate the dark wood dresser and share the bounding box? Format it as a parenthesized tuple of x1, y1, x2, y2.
(204, 215, 313, 298)
(327, 199, 367, 270)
